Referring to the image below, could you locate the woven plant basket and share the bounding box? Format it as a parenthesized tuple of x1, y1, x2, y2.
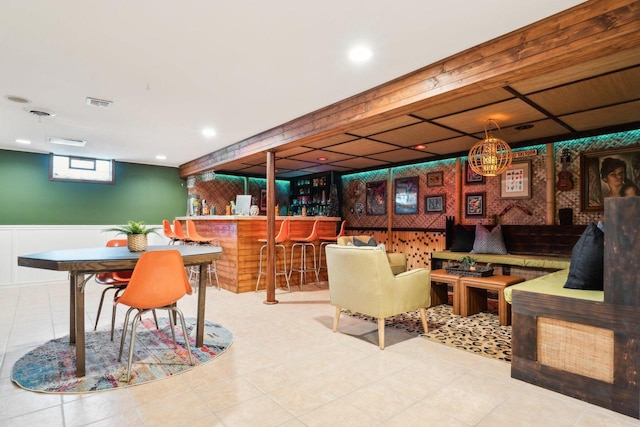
(127, 234, 148, 252)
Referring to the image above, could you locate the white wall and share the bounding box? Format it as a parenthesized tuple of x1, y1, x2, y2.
(0, 225, 169, 287)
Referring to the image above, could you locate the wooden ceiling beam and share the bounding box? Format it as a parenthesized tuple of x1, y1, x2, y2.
(179, 0, 640, 179)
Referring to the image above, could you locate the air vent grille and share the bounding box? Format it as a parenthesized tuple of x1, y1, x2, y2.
(86, 97, 113, 108)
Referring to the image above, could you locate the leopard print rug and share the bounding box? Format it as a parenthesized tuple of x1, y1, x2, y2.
(345, 304, 512, 362)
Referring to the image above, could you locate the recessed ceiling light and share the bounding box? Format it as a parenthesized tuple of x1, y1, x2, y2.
(348, 45, 373, 62)
(5, 95, 30, 103)
(414, 144, 426, 150)
(16, 139, 31, 144)
(202, 128, 216, 138)
(156, 155, 167, 160)
(317, 156, 328, 161)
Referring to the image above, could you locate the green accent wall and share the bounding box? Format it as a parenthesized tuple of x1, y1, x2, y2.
(0, 150, 187, 225)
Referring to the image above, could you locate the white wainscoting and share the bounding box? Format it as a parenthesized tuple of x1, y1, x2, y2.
(0, 225, 170, 287)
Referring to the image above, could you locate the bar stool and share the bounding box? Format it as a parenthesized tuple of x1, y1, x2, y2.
(172, 219, 190, 244)
(185, 219, 221, 290)
(256, 219, 291, 292)
(289, 220, 320, 289)
(163, 219, 180, 244)
(318, 220, 346, 272)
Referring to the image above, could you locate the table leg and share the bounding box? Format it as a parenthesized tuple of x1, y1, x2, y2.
(73, 273, 86, 377)
(195, 263, 207, 347)
(69, 275, 76, 344)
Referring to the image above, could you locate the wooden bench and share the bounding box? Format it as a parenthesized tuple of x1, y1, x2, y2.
(510, 198, 640, 419)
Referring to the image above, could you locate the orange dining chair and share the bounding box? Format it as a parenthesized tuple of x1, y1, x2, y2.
(116, 250, 194, 382)
(318, 220, 346, 272)
(95, 239, 159, 340)
(255, 219, 291, 292)
(163, 219, 180, 244)
(289, 220, 320, 289)
(94, 239, 133, 339)
(186, 219, 220, 290)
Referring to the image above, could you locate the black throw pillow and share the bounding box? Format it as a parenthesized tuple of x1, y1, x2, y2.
(564, 222, 604, 290)
(353, 236, 377, 247)
(451, 224, 475, 252)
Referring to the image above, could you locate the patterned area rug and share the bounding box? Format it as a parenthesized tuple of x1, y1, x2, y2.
(347, 303, 512, 362)
(11, 317, 233, 393)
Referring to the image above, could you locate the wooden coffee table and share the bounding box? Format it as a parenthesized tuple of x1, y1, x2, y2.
(459, 275, 524, 326)
(429, 269, 461, 314)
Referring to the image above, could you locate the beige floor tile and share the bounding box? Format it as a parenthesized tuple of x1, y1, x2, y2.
(297, 398, 377, 426)
(135, 389, 212, 426)
(195, 375, 263, 412)
(1, 283, 639, 426)
(214, 394, 293, 427)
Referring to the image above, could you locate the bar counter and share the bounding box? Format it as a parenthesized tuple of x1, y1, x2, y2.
(176, 215, 341, 293)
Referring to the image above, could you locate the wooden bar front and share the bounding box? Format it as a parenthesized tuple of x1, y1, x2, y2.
(176, 216, 341, 293)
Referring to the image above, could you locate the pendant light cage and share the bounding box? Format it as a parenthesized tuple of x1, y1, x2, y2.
(468, 119, 513, 176)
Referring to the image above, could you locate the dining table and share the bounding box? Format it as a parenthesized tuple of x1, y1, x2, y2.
(17, 244, 223, 377)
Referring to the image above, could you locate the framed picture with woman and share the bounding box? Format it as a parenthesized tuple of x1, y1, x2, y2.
(580, 146, 640, 212)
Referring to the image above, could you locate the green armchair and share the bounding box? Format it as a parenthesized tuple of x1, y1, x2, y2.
(325, 244, 431, 349)
(336, 235, 407, 274)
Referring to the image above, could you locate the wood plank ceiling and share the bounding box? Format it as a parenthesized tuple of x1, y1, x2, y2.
(179, 0, 640, 179)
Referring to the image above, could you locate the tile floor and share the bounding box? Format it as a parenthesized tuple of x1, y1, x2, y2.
(0, 280, 637, 427)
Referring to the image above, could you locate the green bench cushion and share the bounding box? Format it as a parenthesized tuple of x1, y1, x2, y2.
(431, 251, 571, 270)
(504, 269, 604, 304)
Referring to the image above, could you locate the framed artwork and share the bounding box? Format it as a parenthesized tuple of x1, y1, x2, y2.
(500, 160, 532, 199)
(425, 194, 446, 213)
(260, 188, 267, 211)
(465, 192, 486, 217)
(427, 171, 444, 187)
(580, 145, 640, 212)
(394, 176, 419, 214)
(465, 161, 485, 185)
(366, 180, 387, 215)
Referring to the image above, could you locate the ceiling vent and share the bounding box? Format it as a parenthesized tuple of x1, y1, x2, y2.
(48, 136, 87, 147)
(86, 97, 112, 108)
(24, 107, 56, 118)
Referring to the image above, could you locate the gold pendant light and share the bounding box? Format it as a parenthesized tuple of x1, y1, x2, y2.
(468, 119, 513, 177)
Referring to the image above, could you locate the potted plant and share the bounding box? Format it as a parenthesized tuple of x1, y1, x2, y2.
(459, 255, 477, 271)
(103, 220, 159, 252)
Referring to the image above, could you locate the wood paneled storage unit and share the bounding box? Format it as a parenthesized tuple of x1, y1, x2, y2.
(176, 216, 341, 293)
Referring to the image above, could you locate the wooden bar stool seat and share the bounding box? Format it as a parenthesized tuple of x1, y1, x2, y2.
(459, 275, 525, 326)
(429, 269, 462, 315)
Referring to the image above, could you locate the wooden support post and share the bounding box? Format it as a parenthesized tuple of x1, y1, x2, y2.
(264, 151, 278, 305)
(455, 158, 462, 223)
(545, 143, 555, 225)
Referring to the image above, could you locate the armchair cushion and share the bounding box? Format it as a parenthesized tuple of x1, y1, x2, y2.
(337, 235, 407, 274)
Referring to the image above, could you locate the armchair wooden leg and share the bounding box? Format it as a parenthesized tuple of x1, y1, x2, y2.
(378, 318, 385, 350)
(333, 306, 341, 332)
(419, 307, 429, 333)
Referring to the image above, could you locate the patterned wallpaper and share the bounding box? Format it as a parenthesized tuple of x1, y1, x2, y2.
(185, 130, 640, 226)
(340, 130, 640, 228)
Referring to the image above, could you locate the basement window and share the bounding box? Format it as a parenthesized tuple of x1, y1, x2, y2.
(49, 154, 115, 184)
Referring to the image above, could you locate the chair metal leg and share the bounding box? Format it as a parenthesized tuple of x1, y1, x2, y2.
(256, 243, 290, 292)
(125, 311, 144, 382)
(172, 306, 193, 365)
(118, 307, 135, 361)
